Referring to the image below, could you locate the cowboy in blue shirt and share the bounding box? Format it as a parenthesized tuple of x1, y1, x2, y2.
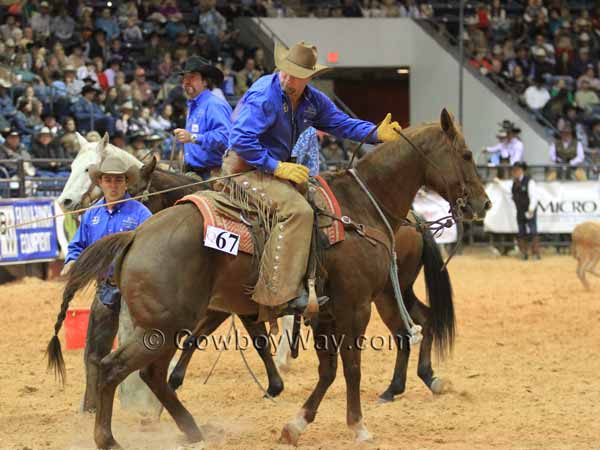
(225, 41, 403, 315)
(61, 151, 151, 412)
(174, 57, 232, 179)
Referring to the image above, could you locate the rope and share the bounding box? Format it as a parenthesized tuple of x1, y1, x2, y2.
(348, 168, 423, 345)
(0, 169, 255, 233)
(203, 315, 235, 385)
(231, 315, 276, 403)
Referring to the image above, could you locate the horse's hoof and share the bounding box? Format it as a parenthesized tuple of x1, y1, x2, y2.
(377, 395, 394, 404)
(351, 420, 373, 443)
(95, 435, 122, 450)
(279, 423, 301, 446)
(431, 377, 452, 395)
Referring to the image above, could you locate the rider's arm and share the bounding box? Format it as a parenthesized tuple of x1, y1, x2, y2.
(229, 92, 279, 172)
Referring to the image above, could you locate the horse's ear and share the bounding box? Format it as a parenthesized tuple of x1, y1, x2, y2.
(140, 155, 157, 181)
(440, 108, 456, 138)
(75, 132, 88, 150)
(97, 132, 110, 159)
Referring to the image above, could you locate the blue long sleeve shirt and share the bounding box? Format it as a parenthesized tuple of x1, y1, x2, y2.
(65, 194, 152, 264)
(184, 89, 233, 169)
(229, 73, 378, 173)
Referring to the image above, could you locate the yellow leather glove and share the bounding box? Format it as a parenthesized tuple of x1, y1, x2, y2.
(377, 113, 402, 142)
(273, 162, 310, 184)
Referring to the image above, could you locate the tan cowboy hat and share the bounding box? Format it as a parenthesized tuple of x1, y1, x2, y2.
(88, 155, 140, 186)
(274, 41, 331, 79)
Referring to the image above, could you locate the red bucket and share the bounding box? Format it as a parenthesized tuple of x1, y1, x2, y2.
(64, 308, 90, 350)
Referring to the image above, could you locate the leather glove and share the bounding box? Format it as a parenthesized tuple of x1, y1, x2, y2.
(60, 261, 74, 277)
(273, 162, 310, 184)
(376, 113, 402, 142)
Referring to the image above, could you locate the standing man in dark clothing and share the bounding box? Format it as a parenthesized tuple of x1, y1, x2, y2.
(510, 161, 540, 260)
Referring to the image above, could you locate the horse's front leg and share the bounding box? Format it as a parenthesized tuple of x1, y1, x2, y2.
(280, 314, 337, 446)
(338, 300, 373, 442)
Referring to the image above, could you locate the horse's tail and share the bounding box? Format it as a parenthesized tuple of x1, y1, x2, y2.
(421, 226, 455, 360)
(46, 232, 136, 385)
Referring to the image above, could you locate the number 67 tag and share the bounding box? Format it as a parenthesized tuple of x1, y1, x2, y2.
(204, 225, 240, 255)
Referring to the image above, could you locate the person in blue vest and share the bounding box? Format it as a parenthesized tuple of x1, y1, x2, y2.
(173, 56, 232, 179)
(61, 153, 152, 412)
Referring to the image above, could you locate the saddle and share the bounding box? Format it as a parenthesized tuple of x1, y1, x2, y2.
(176, 175, 346, 255)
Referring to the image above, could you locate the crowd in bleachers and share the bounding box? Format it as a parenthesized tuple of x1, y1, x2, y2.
(0, 0, 280, 193)
(438, 0, 600, 171)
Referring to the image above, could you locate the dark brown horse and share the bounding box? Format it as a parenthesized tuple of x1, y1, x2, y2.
(48, 110, 490, 448)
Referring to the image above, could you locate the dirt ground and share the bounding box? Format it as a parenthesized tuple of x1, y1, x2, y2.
(1, 251, 599, 450)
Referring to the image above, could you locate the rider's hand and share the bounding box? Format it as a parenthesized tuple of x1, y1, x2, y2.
(377, 113, 402, 142)
(274, 162, 310, 184)
(60, 261, 74, 277)
(174, 128, 194, 144)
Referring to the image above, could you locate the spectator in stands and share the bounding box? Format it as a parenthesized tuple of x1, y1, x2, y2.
(235, 57, 263, 96)
(465, 16, 487, 57)
(95, 8, 121, 42)
(561, 104, 588, 148)
(122, 16, 143, 44)
(531, 34, 555, 64)
(530, 47, 554, 80)
(132, 67, 154, 104)
(115, 101, 136, 135)
(126, 130, 149, 161)
(42, 113, 61, 136)
(585, 118, 600, 171)
(72, 85, 116, 136)
(63, 65, 83, 97)
(103, 57, 121, 88)
(30, 127, 67, 172)
(523, 75, 551, 116)
(149, 104, 173, 133)
(58, 117, 79, 157)
(342, 0, 363, 17)
(198, 0, 228, 50)
(548, 121, 586, 180)
(508, 46, 532, 79)
(89, 29, 110, 61)
(575, 78, 600, 114)
(0, 78, 16, 119)
(51, 8, 76, 48)
(573, 46, 593, 78)
(158, 52, 173, 82)
(30, 1, 51, 43)
(0, 128, 36, 177)
(253, 47, 267, 74)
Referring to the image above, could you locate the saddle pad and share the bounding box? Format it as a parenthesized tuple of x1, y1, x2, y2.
(176, 176, 344, 255)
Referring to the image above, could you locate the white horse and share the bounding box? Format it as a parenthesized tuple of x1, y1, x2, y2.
(57, 133, 142, 212)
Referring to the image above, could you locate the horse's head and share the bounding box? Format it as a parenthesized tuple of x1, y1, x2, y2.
(57, 132, 143, 212)
(423, 109, 491, 221)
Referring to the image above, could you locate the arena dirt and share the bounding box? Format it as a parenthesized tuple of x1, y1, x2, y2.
(1, 252, 599, 450)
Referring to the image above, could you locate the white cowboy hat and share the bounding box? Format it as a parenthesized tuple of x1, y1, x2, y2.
(274, 41, 331, 79)
(88, 155, 140, 186)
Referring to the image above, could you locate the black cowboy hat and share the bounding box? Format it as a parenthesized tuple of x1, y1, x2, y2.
(81, 85, 100, 96)
(177, 56, 224, 86)
(513, 161, 528, 170)
(498, 119, 521, 134)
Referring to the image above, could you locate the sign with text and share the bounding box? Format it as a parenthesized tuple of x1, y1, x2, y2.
(0, 198, 59, 264)
(484, 181, 600, 233)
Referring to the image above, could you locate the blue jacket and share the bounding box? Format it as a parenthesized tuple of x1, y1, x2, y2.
(65, 194, 152, 264)
(229, 73, 378, 173)
(184, 89, 232, 169)
(72, 97, 106, 121)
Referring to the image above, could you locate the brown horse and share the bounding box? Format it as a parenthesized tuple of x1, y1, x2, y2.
(131, 160, 456, 402)
(48, 110, 490, 448)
